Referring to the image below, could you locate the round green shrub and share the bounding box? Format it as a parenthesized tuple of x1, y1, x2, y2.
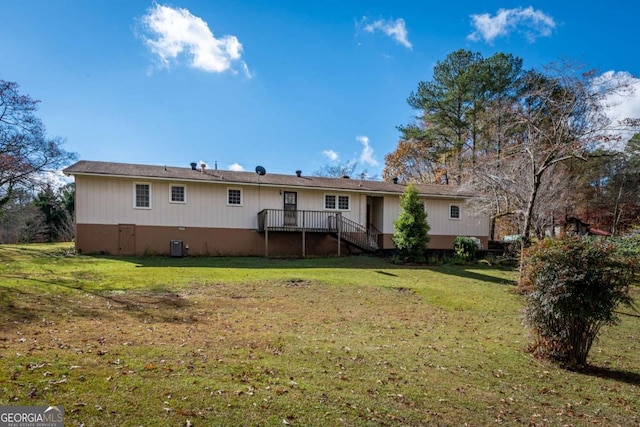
(453, 236, 479, 262)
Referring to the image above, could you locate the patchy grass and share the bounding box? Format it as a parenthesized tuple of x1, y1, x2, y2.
(0, 243, 638, 426)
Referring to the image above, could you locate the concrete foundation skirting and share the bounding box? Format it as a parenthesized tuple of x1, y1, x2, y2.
(76, 224, 356, 257)
(75, 223, 488, 256)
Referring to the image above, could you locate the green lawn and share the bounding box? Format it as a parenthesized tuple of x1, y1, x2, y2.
(0, 243, 638, 426)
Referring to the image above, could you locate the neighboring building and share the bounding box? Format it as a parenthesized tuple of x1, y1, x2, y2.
(63, 160, 490, 257)
(546, 216, 612, 238)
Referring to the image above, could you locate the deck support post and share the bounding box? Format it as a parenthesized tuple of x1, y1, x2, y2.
(302, 212, 306, 257)
(337, 212, 341, 257)
(264, 211, 269, 257)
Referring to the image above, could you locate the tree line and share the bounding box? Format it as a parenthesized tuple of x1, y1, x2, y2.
(0, 182, 74, 243)
(384, 49, 640, 244)
(0, 79, 76, 243)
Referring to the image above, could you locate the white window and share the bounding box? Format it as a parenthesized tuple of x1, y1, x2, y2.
(170, 184, 186, 203)
(227, 188, 242, 206)
(134, 182, 151, 209)
(449, 204, 461, 220)
(324, 194, 350, 211)
(338, 195, 349, 210)
(325, 194, 336, 209)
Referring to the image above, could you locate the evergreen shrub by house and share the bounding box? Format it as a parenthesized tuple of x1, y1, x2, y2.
(520, 236, 635, 369)
(393, 184, 430, 263)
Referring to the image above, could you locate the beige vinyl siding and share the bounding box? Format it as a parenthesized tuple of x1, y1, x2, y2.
(76, 176, 260, 229)
(381, 195, 399, 234)
(427, 199, 489, 236)
(275, 188, 364, 224)
(381, 196, 489, 237)
(424, 199, 489, 236)
(75, 176, 367, 230)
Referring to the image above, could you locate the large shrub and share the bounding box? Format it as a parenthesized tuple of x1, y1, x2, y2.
(393, 184, 430, 263)
(520, 236, 635, 369)
(454, 236, 479, 262)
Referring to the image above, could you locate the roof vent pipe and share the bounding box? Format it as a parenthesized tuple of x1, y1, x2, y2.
(392, 177, 398, 184)
(295, 170, 302, 177)
(201, 163, 206, 173)
(190, 162, 197, 171)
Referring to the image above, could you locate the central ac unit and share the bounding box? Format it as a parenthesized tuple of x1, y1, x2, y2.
(170, 240, 184, 257)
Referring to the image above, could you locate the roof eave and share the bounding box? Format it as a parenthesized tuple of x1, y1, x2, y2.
(67, 170, 472, 199)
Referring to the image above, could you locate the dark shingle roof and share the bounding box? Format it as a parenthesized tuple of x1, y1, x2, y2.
(63, 160, 472, 198)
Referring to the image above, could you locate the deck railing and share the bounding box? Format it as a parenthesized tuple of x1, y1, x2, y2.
(258, 209, 337, 232)
(257, 209, 379, 252)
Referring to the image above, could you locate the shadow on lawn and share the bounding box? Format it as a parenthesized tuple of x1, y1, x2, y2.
(0, 274, 196, 329)
(583, 365, 640, 386)
(85, 254, 518, 287)
(95, 253, 517, 278)
(428, 265, 517, 287)
(101, 254, 393, 269)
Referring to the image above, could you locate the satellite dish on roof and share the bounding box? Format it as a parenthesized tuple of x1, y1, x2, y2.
(255, 166, 266, 176)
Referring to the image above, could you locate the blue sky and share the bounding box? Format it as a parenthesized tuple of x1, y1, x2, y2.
(2, 1, 639, 178)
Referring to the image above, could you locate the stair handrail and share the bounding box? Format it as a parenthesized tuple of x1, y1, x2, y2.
(335, 214, 379, 251)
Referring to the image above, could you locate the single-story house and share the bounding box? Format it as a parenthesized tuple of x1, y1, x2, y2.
(63, 160, 490, 257)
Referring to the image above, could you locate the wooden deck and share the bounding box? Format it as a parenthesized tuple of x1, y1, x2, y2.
(257, 209, 379, 255)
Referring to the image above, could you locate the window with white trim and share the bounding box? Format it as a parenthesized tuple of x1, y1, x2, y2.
(325, 194, 336, 209)
(134, 182, 151, 209)
(227, 188, 243, 206)
(324, 194, 350, 211)
(449, 204, 461, 220)
(338, 195, 349, 210)
(170, 184, 186, 203)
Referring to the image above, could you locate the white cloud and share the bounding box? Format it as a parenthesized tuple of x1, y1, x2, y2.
(228, 162, 244, 171)
(361, 17, 412, 49)
(468, 7, 555, 44)
(597, 71, 640, 143)
(38, 170, 72, 190)
(356, 135, 379, 167)
(140, 4, 249, 75)
(241, 61, 253, 79)
(322, 149, 339, 161)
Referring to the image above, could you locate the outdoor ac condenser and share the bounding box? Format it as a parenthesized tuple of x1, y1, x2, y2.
(170, 240, 184, 257)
